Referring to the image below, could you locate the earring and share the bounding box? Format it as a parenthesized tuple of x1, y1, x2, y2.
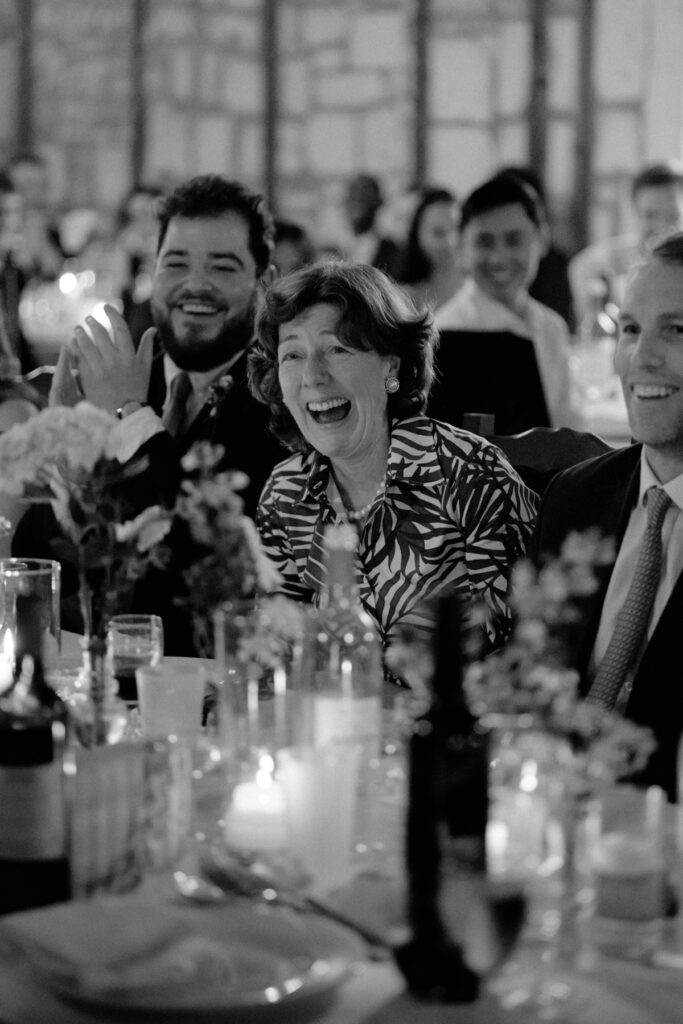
(384, 375, 400, 395)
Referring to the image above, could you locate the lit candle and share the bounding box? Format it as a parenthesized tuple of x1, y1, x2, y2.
(224, 753, 287, 852)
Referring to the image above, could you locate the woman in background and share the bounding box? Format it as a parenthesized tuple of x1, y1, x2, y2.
(396, 187, 463, 313)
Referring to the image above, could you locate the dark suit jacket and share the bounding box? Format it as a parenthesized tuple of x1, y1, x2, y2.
(534, 443, 682, 800)
(13, 342, 287, 654)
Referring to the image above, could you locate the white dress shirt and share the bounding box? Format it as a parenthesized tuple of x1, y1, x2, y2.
(435, 278, 586, 430)
(592, 450, 683, 675)
(113, 353, 242, 463)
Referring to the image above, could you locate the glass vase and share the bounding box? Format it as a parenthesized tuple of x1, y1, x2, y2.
(485, 714, 594, 1017)
(63, 578, 128, 747)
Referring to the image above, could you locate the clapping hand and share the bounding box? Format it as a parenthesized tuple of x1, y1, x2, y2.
(66, 304, 155, 414)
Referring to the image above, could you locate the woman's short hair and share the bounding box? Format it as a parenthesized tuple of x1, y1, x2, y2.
(459, 174, 543, 234)
(249, 260, 437, 451)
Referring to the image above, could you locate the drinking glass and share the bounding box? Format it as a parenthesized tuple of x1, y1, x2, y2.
(107, 614, 163, 705)
(136, 660, 207, 740)
(0, 558, 61, 680)
(589, 784, 666, 961)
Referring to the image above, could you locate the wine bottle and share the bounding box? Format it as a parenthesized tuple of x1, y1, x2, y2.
(296, 522, 382, 755)
(291, 523, 383, 868)
(0, 584, 71, 915)
(395, 593, 484, 1001)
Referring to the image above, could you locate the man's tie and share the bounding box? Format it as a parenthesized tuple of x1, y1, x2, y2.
(161, 371, 192, 437)
(587, 485, 672, 711)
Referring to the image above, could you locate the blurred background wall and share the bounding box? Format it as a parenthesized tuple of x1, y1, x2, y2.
(0, 0, 681, 254)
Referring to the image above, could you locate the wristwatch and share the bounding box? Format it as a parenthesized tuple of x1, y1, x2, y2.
(115, 401, 145, 419)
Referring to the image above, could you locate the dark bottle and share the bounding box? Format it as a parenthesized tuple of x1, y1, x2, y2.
(0, 585, 71, 915)
(394, 594, 487, 1001)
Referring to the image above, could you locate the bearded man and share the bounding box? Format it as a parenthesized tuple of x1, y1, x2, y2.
(13, 176, 285, 649)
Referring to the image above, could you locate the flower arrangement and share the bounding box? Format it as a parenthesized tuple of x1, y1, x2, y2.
(175, 442, 301, 669)
(0, 403, 173, 741)
(0, 402, 172, 637)
(387, 529, 656, 791)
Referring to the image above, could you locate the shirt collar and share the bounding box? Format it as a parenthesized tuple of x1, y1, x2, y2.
(639, 448, 683, 512)
(297, 416, 445, 504)
(457, 278, 533, 336)
(163, 350, 246, 395)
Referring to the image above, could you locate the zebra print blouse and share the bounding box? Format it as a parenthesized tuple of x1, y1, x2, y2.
(256, 415, 538, 650)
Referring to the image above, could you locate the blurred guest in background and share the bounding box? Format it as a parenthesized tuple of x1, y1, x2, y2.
(0, 172, 31, 370)
(570, 159, 683, 324)
(436, 173, 584, 429)
(342, 173, 402, 277)
(114, 184, 163, 344)
(495, 165, 576, 332)
(249, 261, 537, 652)
(7, 151, 64, 281)
(272, 219, 316, 277)
(396, 186, 464, 313)
(534, 231, 683, 800)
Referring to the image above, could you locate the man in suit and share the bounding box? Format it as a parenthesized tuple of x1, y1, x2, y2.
(534, 231, 683, 800)
(13, 174, 286, 650)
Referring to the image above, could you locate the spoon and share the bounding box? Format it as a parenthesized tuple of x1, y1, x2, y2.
(175, 847, 394, 956)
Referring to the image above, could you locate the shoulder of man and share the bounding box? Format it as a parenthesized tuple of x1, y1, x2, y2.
(534, 443, 640, 557)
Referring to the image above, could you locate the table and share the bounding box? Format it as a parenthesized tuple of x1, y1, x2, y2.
(5, 648, 680, 1022)
(0, 868, 681, 1023)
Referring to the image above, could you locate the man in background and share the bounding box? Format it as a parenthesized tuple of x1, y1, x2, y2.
(569, 159, 683, 325)
(342, 172, 402, 277)
(534, 231, 683, 800)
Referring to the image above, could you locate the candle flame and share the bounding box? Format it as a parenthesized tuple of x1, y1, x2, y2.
(256, 752, 275, 788)
(519, 759, 539, 793)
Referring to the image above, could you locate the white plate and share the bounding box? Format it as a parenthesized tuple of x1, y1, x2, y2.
(32, 903, 363, 1022)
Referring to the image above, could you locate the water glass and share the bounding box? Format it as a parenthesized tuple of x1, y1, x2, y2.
(0, 558, 61, 677)
(136, 660, 207, 740)
(107, 614, 163, 705)
(589, 784, 667, 960)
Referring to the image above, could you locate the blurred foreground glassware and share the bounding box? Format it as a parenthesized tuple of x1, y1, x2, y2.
(289, 525, 385, 871)
(136, 660, 207, 741)
(107, 614, 163, 705)
(589, 784, 667, 961)
(487, 731, 595, 1019)
(0, 559, 60, 686)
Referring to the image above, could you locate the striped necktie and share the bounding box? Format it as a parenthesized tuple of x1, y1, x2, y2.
(587, 485, 672, 711)
(161, 371, 192, 437)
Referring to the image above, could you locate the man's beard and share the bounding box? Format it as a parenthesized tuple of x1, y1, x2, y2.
(151, 302, 256, 372)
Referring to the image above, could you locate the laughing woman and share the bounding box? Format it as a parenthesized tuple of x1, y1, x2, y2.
(248, 261, 538, 653)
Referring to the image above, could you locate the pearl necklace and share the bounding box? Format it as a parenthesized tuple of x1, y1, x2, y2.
(343, 477, 386, 522)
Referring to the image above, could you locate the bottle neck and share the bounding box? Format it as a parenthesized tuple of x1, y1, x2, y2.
(321, 546, 358, 605)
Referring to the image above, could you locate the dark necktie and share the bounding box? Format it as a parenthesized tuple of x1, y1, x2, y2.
(587, 485, 672, 711)
(161, 371, 192, 437)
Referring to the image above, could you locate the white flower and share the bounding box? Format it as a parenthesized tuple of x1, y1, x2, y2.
(115, 506, 172, 552)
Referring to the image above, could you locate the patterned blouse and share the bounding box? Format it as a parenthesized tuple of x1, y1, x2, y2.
(256, 415, 538, 650)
